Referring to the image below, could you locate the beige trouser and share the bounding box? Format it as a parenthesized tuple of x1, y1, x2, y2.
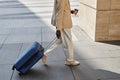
(44, 29, 74, 61)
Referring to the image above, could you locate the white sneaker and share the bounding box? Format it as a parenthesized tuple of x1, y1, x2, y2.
(42, 55, 47, 65)
(65, 60, 80, 66)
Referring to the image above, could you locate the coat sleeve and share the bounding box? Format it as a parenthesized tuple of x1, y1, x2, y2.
(56, 0, 66, 30)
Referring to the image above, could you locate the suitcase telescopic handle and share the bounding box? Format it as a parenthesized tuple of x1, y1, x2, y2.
(44, 37, 57, 50)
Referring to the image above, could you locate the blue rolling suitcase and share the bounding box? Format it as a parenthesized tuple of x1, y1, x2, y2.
(12, 41, 44, 75)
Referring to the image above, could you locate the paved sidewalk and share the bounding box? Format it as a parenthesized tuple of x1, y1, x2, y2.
(0, 0, 120, 80)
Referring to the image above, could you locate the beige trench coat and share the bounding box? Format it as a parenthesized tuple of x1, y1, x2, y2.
(51, 0, 72, 30)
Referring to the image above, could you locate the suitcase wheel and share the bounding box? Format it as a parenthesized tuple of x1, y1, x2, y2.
(19, 72, 24, 75)
(12, 65, 15, 70)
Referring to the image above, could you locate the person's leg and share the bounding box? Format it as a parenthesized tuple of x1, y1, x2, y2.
(42, 38, 62, 64)
(61, 29, 80, 66)
(61, 29, 74, 61)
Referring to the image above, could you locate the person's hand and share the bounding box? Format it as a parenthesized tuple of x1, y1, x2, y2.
(71, 10, 75, 14)
(71, 9, 78, 15)
(56, 30, 61, 39)
(74, 9, 78, 15)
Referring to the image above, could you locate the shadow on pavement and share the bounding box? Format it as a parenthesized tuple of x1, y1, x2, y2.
(71, 66, 120, 80)
(99, 41, 120, 46)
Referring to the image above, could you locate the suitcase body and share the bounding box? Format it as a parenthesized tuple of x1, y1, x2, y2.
(12, 42, 44, 74)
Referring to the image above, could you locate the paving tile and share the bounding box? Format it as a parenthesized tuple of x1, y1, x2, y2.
(0, 43, 22, 64)
(4, 34, 40, 44)
(85, 58, 120, 73)
(0, 0, 51, 30)
(10, 27, 41, 35)
(41, 27, 56, 42)
(0, 44, 2, 48)
(71, 66, 120, 80)
(101, 78, 120, 80)
(0, 28, 11, 35)
(17, 43, 31, 56)
(71, 66, 93, 80)
(71, 58, 120, 80)
(0, 7, 29, 14)
(0, 64, 13, 80)
(46, 45, 66, 62)
(0, 35, 7, 44)
(73, 43, 120, 60)
(72, 24, 92, 41)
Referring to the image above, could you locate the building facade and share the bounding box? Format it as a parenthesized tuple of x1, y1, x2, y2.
(78, 0, 120, 41)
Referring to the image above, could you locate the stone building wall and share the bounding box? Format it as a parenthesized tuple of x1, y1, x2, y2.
(78, 0, 120, 41)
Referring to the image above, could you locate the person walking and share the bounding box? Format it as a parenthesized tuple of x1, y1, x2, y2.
(42, 0, 80, 66)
